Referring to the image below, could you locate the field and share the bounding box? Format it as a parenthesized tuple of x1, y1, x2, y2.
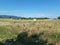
(0, 18, 60, 45)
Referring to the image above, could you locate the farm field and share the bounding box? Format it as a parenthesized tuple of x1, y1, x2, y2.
(0, 18, 60, 45)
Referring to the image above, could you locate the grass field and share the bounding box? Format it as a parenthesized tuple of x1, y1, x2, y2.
(0, 18, 60, 45)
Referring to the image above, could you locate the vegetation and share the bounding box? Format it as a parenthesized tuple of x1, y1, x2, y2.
(0, 32, 56, 45)
(57, 16, 60, 19)
(0, 18, 60, 45)
(0, 15, 50, 19)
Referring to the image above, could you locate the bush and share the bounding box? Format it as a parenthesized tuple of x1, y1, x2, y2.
(0, 31, 55, 45)
(0, 42, 5, 45)
(57, 16, 60, 19)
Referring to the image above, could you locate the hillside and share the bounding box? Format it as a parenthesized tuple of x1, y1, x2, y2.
(0, 15, 21, 19)
(0, 15, 50, 20)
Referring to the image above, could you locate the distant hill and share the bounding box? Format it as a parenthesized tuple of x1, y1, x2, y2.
(0, 15, 50, 19)
(0, 15, 21, 19)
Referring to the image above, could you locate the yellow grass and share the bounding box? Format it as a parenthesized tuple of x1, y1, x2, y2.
(0, 18, 60, 45)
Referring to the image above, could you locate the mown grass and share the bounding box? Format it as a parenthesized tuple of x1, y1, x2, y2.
(0, 18, 60, 45)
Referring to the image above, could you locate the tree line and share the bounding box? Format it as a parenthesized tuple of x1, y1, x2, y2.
(0, 15, 60, 19)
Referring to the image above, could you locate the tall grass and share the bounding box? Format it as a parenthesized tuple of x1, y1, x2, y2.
(0, 18, 60, 45)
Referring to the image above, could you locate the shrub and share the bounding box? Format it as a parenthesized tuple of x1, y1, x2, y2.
(57, 16, 60, 19)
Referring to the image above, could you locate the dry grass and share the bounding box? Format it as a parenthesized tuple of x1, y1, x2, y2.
(0, 18, 60, 45)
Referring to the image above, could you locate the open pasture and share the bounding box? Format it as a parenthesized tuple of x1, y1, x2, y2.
(0, 18, 60, 45)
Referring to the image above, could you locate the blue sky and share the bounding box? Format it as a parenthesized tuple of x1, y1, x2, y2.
(0, 0, 60, 18)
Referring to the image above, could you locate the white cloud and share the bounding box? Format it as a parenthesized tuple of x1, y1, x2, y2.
(0, 10, 58, 18)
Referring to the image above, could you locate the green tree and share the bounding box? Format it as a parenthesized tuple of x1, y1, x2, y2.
(57, 16, 60, 19)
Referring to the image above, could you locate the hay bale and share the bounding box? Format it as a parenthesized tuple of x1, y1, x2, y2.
(33, 19, 37, 21)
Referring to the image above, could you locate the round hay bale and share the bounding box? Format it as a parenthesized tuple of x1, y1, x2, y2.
(33, 19, 37, 21)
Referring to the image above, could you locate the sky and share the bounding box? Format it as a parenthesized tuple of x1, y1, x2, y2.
(0, 0, 60, 18)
